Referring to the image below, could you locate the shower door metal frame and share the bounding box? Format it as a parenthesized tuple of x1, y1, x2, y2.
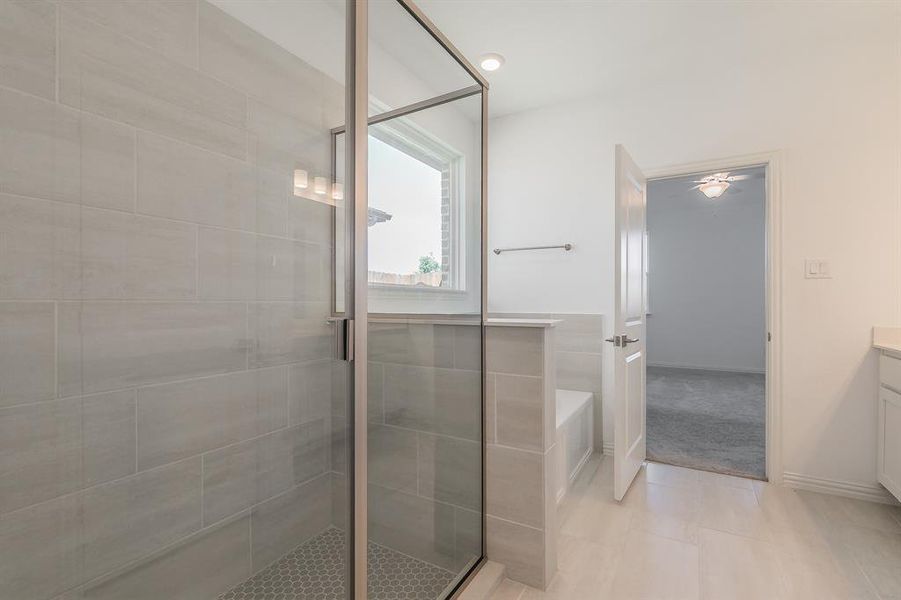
(346, 1, 490, 598)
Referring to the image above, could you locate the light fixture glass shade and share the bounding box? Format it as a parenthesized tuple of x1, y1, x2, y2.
(293, 169, 308, 190)
(699, 180, 729, 198)
(313, 176, 327, 195)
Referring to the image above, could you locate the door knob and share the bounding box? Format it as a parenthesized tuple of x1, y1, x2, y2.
(605, 335, 639, 347)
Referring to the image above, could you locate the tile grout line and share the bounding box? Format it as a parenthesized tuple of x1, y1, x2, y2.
(54, 2, 60, 103)
(1, 360, 323, 412)
(133, 389, 139, 474)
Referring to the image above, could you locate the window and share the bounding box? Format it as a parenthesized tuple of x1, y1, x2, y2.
(366, 122, 463, 291)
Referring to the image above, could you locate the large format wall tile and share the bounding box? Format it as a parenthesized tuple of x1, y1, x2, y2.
(136, 132, 255, 231)
(453, 325, 482, 371)
(383, 364, 480, 440)
(59, 8, 246, 158)
(197, 227, 256, 300)
(81, 209, 196, 299)
(249, 302, 333, 368)
(255, 166, 290, 238)
(486, 516, 546, 589)
(202, 421, 328, 525)
(368, 424, 418, 494)
(80, 515, 251, 600)
(418, 432, 481, 511)
(199, 2, 342, 126)
(137, 367, 288, 470)
(557, 350, 602, 395)
(486, 326, 544, 376)
(0, 302, 55, 407)
(0, 193, 80, 299)
(330, 471, 348, 531)
(58, 301, 248, 396)
(246, 97, 334, 177)
(369, 323, 455, 368)
(454, 506, 482, 572)
(250, 473, 331, 571)
(0, 87, 135, 210)
(256, 236, 330, 302)
(287, 194, 335, 246)
(0, 493, 82, 600)
(368, 483, 456, 571)
(81, 458, 202, 582)
(552, 313, 605, 354)
(0, 391, 135, 514)
(0, 0, 56, 99)
(486, 445, 545, 529)
(494, 374, 544, 452)
(288, 359, 333, 425)
(62, 0, 199, 68)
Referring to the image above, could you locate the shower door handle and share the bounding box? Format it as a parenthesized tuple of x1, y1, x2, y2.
(329, 317, 354, 361)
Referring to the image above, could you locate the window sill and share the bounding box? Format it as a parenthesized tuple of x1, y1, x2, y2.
(368, 283, 468, 297)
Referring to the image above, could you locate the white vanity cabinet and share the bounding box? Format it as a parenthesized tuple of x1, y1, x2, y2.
(878, 351, 901, 502)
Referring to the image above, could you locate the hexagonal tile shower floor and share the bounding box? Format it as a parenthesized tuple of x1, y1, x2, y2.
(218, 527, 456, 600)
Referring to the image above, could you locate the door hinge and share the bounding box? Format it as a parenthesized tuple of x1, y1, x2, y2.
(767, 332, 772, 342)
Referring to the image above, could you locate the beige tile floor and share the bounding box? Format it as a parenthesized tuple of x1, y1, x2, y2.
(490, 455, 901, 600)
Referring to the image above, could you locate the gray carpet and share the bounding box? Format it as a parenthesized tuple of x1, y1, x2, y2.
(646, 366, 766, 480)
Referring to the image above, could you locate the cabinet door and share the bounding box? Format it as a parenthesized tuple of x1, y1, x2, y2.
(878, 386, 901, 502)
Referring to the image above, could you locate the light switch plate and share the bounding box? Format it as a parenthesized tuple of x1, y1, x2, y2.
(805, 259, 831, 279)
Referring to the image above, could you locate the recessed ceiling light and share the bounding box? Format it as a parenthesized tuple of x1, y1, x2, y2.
(479, 53, 505, 72)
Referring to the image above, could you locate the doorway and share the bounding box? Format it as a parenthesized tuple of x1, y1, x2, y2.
(645, 165, 768, 479)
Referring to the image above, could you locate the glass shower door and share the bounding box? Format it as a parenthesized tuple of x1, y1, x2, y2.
(0, 1, 353, 598)
(364, 2, 487, 598)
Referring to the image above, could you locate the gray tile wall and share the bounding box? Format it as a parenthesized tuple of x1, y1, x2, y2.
(330, 322, 483, 574)
(0, 1, 342, 598)
(485, 324, 558, 589)
(552, 313, 604, 451)
(490, 312, 605, 450)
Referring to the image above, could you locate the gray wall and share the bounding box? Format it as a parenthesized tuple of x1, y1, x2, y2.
(485, 324, 557, 589)
(329, 322, 483, 573)
(0, 2, 340, 598)
(647, 169, 766, 373)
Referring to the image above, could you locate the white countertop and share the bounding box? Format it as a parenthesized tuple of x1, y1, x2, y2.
(873, 327, 901, 352)
(484, 318, 561, 328)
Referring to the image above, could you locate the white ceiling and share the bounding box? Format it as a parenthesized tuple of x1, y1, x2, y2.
(415, 0, 897, 118)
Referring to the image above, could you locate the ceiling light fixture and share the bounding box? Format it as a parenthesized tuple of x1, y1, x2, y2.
(698, 180, 730, 199)
(479, 53, 505, 72)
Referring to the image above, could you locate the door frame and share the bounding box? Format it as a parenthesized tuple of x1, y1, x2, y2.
(643, 151, 783, 484)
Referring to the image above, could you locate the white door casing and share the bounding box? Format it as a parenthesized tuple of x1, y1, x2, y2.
(613, 145, 648, 502)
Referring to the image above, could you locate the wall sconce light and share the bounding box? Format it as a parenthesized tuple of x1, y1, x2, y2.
(314, 176, 327, 195)
(332, 182, 343, 201)
(293, 169, 308, 191)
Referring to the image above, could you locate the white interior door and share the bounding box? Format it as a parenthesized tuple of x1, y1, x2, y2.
(612, 144, 648, 501)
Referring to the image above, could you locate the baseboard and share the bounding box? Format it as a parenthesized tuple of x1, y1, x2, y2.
(647, 361, 765, 375)
(782, 471, 900, 505)
(602, 441, 614, 456)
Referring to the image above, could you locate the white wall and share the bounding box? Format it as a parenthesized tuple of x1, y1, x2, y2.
(488, 3, 901, 490)
(646, 172, 766, 373)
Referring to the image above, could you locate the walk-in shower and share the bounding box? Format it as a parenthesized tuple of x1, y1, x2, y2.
(0, 0, 486, 598)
